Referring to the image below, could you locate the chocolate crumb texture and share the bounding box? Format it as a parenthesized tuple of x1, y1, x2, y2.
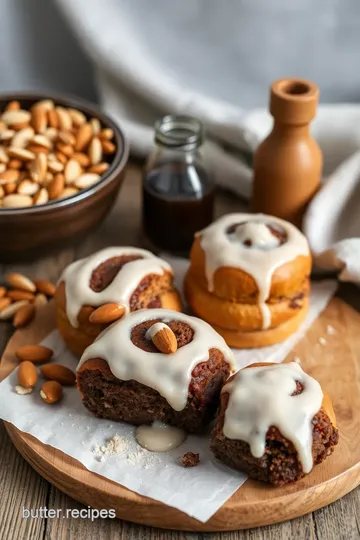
(180, 452, 200, 468)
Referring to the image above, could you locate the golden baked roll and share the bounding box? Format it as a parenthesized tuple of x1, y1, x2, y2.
(184, 213, 311, 348)
(55, 247, 182, 357)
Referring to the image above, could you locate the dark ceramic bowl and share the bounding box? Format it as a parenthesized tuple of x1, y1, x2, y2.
(0, 92, 129, 262)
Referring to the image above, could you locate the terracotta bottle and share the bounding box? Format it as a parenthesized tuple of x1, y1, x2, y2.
(252, 78, 322, 228)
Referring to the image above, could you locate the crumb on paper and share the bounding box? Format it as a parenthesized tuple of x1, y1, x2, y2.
(327, 325, 336, 335)
(180, 452, 200, 468)
(15, 385, 32, 395)
(93, 434, 129, 458)
(319, 337, 327, 346)
(293, 356, 301, 364)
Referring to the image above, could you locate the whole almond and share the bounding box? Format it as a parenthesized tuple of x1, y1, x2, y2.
(58, 186, 78, 199)
(40, 364, 76, 386)
(7, 147, 35, 161)
(3, 194, 32, 208)
(16, 344, 53, 364)
(11, 127, 35, 148)
(68, 108, 86, 126)
(0, 129, 15, 141)
(6, 100, 21, 111)
(0, 297, 11, 312)
(55, 107, 72, 131)
(151, 325, 178, 354)
(33, 99, 54, 111)
(0, 300, 29, 320)
(75, 173, 100, 189)
(90, 117, 101, 135)
(75, 123, 93, 151)
(55, 151, 67, 165)
(32, 134, 52, 149)
(40, 380, 63, 403)
(27, 143, 49, 155)
(34, 279, 56, 297)
(0, 169, 19, 184)
(33, 187, 49, 205)
(88, 137, 102, 165)
(31, 107, 47, 134)
(101, 140, 116, 155)
(47, 108, 59, 128)
(64, 158, 81, 185)
(58, 131, 76, 146)
(7, 290, 35, 302)
(99, 128, 114, 140)
(18, 361, 38, 389)
(72, 152, 90, 168)
(2, 110, 31, 126)
(47, 160, 64, 174)
(17, 179, 39, 196)
(88, 162, 109, 175)
(45, 127, 58, 140)
(7, 272, 36, 292)
(30, 152, 47, 183)
(8, 158, 22, 169)
(0, 286, 7, 298)
(56, 143, 73, 158)
(13, 304, 36, 328)
(47, 173, 65, 200)
(89, 303, 126, 324)
(34, 293, 48, 307)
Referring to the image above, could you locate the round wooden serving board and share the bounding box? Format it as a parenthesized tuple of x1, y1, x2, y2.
(1, 299, 360, 531)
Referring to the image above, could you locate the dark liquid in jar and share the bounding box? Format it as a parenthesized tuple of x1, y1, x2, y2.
(142, 161, 214, 253)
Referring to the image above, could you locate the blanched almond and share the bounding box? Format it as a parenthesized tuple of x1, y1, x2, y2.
(64, 158, 81, 185)
(7, 273, 36, 292)
(34, 279, 56, 296)
(74, 173, 100, 189)
(0, 169, 20, 184)
(7, 290, 34, 301)
(58, 131, 75, 146)
(30, 152, 47, 183)
(33, 188, 49, 205)
(72, 152, 90, 168)
(101, 140, 116, 154)
(33, 99, 54, 111)
(3, 194, 33, 208)
(11, 127, 35, 148)
(58, 186, 78, 199)
(17, 179, 39, 196)
(16, 344, 53, 364)
(88, 162, 109, 175)
(0, 300, 29, 320)
(31, 106, 47, 133)
(75, 123, 92, 151)
(47, 160, 64, 173)
(34, 293, 48, 307)
(0, 297, 11, 312)
(68, 108, 86, 126)
(89, 303, 126, 324)
(40, 364, 76, 386)
(88, 137, 102, 165)
(55, 107, 72, 131)
(13, 304, 36, 328)
(47, 173, 65, 200)
(90, 117, 101, 135)
(2, 109, 31, 126)
(32, 134, 52, 149)
(40, 381, 63, 403)
(18, 361, 38, 389)
(44, 127, 58, 140)
(7, 147, 35, 161)
(0, 129, 15, 141)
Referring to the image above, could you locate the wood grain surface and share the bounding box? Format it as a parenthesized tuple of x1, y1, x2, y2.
(0, 164, 359, 539)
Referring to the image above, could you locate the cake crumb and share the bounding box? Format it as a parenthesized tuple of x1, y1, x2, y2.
(93, 434, 129, 458)
(15, 385, 32, 395)
(327, 325, 336, 335)
(319, 337, 327, 346)
(180, 452, 200, 468)
(293, 356, 301, 364)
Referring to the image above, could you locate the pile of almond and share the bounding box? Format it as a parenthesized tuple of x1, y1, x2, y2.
(0, 272, 55, 327)
(16, 344, 76, 404)
(0, 99, 117, 208)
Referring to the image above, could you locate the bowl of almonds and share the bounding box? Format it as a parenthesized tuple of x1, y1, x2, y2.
(0, 93, 129, 262)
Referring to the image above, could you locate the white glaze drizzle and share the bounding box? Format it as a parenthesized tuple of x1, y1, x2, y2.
(222, 362, 323, 473)
(135, 422, 186, 452)
(145, 322, 170, 341)
(78, 308, 236, 411)
(59, 247, 172, 327)
(198, 213, 309, 330)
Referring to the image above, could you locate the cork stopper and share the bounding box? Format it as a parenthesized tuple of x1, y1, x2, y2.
(270, 78, 319, 125)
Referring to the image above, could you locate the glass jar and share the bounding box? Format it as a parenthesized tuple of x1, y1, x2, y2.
(142, 115, 215, 254)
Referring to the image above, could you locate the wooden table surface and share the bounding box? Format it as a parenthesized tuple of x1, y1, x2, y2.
(0, 164, 359, 540)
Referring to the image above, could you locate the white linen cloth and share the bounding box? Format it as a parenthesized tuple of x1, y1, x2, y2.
(52, 0, 360, 281)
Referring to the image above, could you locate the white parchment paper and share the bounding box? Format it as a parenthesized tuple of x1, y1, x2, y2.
(0, 267, 337, 522)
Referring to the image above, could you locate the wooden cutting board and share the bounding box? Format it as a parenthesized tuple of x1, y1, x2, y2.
(1, 299, 359, 532)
